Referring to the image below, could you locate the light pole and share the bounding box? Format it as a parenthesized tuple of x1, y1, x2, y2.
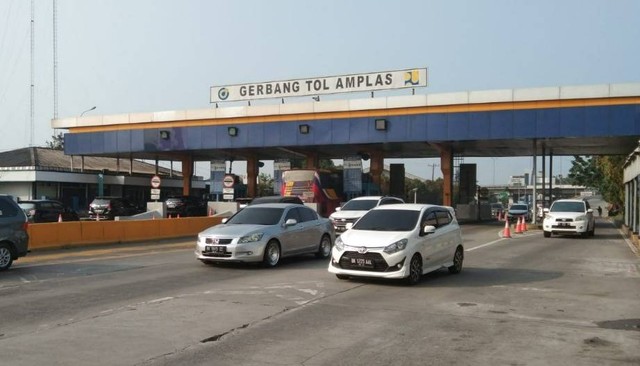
(410, 187, 418, 203)
(491, 157, 496, 185)
(81, 106, 96, 117)
(427, 163, 440, 181)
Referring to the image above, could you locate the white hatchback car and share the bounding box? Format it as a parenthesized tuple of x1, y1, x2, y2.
(328, 203, 464, 285)
(542, 199, 595, 238)
(329, 196, 404, 233)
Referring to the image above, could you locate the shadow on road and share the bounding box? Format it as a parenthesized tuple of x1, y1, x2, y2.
(341, 266, 563, 288)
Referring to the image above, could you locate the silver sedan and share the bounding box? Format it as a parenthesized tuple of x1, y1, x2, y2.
(195, 203, 335, 267)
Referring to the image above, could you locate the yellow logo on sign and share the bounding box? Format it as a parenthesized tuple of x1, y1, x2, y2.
(404, 70, 420, 86)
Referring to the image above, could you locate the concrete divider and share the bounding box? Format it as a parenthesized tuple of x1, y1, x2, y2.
(27, 217, 223, 251)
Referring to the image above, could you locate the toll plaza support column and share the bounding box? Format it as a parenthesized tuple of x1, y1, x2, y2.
(369, 150, 383, 193)
(439, 147, 453, 206)
(247, 157, 259, 198)
(305, 152, 319, 169)
(181, 155, 193, 196)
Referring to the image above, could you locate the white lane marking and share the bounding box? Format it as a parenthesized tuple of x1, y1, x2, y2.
(148, 297, 174, 304)
(466, 238, 508, 252)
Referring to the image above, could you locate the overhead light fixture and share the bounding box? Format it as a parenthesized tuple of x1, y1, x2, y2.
(159, 130, 170, 140)
(228, 127, 238, 137)
(299, 124, 310, 134)
(375, 118, 388, 131)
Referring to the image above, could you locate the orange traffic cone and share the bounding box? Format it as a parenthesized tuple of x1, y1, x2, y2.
(58, 213, 63, 222)
(502, 217, 512, 238)
(515, 216, 523, 234)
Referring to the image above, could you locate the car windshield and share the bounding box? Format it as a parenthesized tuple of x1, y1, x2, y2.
(91, 199, 111, 205)
(491, 203, 503, 209)
(225, 207, 284, 225)
(18, 203, 36, 210)
(353, 209, 419, 231)
(550, 201, 585, 213)
(341, 199, 378, 211)
(510, 205, 527, 211)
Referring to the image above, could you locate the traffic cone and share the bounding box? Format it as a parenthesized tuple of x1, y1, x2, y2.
(168, 214, 172, 219)
(96, 213, 100, 221)
(177, 214, 181, 219)
(515, 216, 523, 234)
(502, 217, 512, 238)
(58, 214, 63, 223)
(209, 207, 214, 217)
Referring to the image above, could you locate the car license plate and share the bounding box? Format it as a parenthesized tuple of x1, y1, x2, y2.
(350, 257, 373, 268)
(205, 246, 226, 253)
(558, 223, 570, 227)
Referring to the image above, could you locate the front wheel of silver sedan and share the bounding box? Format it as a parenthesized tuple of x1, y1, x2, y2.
(404, 254, 422, 286)
(263, 240, 281, 267)
(315, 235, 332, 259)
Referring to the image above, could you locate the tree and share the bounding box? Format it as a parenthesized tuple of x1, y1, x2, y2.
(257, 173, 274, 196)
(46, 132, 65, 150)
(567, 156, 600, 187)
(568, 155, 624, 207)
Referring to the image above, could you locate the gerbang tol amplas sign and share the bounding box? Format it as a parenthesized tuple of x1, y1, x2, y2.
(210, 68, 427, 103)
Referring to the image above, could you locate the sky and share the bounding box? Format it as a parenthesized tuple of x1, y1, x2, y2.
(1, 0, 639, 185)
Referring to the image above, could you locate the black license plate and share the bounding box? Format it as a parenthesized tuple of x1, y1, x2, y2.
(205, 246, 226, 253)
(558, 223, 570, 227)
(350, 257, 373, 268)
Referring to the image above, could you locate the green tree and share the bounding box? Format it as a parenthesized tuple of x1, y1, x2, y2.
(257, 173, 274, 196)
(568, 155, 624, 207)
(567, 156, 600, 187)
(46, 132, 65, 150)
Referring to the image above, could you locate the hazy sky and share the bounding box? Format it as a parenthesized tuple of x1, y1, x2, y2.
(1, 0, 639, 185)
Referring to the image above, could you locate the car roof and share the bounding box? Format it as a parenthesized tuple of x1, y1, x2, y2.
(244, 203, 306, 209)
(349, 196, 385, 201)
(18, 199, 61, 203)
(370, 203, 444, 212)
(553, 199, 585, 203)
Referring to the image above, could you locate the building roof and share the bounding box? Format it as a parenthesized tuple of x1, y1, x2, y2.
(0, 147, 180, 177)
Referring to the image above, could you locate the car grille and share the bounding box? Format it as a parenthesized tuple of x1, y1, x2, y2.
(554, 218, 574, 222)
(338, 251, 389, 272)
(205, 238, 233, 244)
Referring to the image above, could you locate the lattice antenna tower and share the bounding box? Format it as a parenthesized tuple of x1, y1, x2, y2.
(30, 0, 35, 146)
(53, 0, 59, 121)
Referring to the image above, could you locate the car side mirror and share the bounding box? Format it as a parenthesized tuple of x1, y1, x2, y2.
(285, 218, 297, 227)
(422, 225, 436, 236)
(345, 222, 353, 230)
(221, 218, 228, 224)
(543, 208, 549, 213)
(335, 207, 341, 212)
(587, 208, 593, 213)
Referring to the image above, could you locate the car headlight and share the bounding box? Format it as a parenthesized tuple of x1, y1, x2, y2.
(575, 215, 586, 222)
(335, 236, 344, 251)
(238, 233, 264, 243)
(383, 239, 408, 254)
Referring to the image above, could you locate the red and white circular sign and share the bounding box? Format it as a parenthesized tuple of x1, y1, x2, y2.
(151, 175, 162, 188)
(223, 175, 235, 188)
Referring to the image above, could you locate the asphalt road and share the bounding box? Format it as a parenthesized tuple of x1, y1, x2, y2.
(0, 218, 638, 366)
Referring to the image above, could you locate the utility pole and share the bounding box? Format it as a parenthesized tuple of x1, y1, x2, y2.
(427, 163, 440, 181)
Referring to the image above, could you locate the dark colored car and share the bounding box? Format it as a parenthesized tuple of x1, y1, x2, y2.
(88, 197, 143, 220)
(0, 195, 29, 271)
(18, 199, 80, 223)
(165, 196, 207, 217)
